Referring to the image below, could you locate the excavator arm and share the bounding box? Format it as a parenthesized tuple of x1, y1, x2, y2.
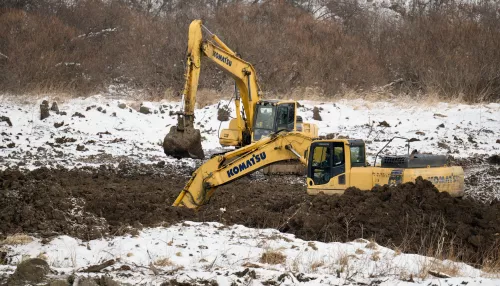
(180, 19, 261, 133)
(173, 132, 313, 209)
(163, 19, 262, 159)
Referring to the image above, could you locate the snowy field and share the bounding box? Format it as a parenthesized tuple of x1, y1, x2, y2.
(1, 95, 498, 170)
(1, 222, 499, 285)
(1, 94, 499, 285)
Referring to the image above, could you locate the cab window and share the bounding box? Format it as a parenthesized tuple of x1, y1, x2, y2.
(350, 145, 366, 167)
(310, 144, 332, 185)
(276, 103, 295, 131)
(332, 145, 345, 177)
(308, 142, 346, 185)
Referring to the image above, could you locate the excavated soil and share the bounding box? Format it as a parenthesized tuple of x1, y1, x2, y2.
(1, 162, 499, 265)
(163, 126, 205, 159)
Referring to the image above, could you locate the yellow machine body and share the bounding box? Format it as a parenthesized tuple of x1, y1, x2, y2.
(174, 20, 318, 150)
(307, 162, 464, 196)
(173, 133, 465, 209)
(306, 139, 464, 196)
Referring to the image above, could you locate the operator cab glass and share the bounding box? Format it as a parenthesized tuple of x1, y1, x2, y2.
(349, 140, 366, 167)
(253, 102, 295, 141)
(253, 104, 276, 141)
(308, 142, 346, 185)
(276, 103, 295, 131)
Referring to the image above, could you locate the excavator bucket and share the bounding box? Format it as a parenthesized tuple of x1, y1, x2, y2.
(163, 124, 204, 160)
(163, 20, 205, 160)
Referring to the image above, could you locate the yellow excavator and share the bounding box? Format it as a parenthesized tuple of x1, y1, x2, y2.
(173, 132, 465, 209)
(163, 20, 318, 161)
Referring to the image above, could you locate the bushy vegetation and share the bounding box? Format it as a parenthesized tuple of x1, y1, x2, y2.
(1, 0, 499, 102)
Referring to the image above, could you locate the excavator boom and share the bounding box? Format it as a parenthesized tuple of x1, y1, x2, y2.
(163, 20, 262, 159)
(173, 132, 313, 208)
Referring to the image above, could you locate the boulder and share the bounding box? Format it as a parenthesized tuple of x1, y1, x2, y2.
(50, 102, 59, 113)
(8, 258, 50, 285)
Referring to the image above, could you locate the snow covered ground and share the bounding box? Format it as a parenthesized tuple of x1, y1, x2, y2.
(1, 222, 499, 285)
(0, 95, 498, 170)
(1, 94, 499, 285)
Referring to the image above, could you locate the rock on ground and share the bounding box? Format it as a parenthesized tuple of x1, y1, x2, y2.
(51, 102, 59, 113)
(7, 258, 50, 285)
(40, 100, 50, 120)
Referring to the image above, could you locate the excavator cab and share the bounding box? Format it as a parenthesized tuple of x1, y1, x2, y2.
(220, 100, 298, 147)
(253, 100, 296, 141)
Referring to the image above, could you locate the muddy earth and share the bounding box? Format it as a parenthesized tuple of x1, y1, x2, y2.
(0, 156, 499, 265)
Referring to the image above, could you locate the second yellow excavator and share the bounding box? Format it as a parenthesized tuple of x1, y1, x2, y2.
(163, 20, 318, 161)
(173, 132, 465, 209)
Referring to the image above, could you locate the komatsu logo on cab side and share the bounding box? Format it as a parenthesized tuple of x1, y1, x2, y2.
(226, 152, 267, 178)
(213, 50, 232, 67)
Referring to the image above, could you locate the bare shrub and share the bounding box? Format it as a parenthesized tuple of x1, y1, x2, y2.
(1, 0, 499, 102)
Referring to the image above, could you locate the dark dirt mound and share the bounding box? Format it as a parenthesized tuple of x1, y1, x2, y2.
(163, 126, 204, 159)
(203, 178, 500, 264)
(0, 168, 109, 239)
(1, 165, 499, 265)
(488, 154, 500, 165)
(312, 106, 322, 121)
(217, 107, 230, 121)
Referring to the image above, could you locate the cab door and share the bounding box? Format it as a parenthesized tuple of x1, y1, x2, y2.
(307, 142, 348, 195)
(275, 103, 295, 132)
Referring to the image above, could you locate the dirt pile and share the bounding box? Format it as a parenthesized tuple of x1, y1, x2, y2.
(0, 168, 109, 239)
(488, 154, 500, 165)
(1, 165, 499, 264)
(450, 155, 500, 203)
(204, 178, 500, 263)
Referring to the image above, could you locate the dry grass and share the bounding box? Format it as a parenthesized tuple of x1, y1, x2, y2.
(154, 257, 174, 267)
(36, 252, 48, 261)
(365, 241, 378, 250)
(393, 247, 402, 256)
(371, 251, 380, 261)
(259, 249, 287, 265)
(337, 253, 350, 269)
(418, 259, 461, 279)
(310, 260, 325, 272)
(355, 248, 365, 255)
(307, 242, 318, 251)
(481, 241, 500, 277)
(1, 234, 33, 245)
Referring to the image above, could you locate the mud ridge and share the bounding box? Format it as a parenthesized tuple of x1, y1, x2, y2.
(0, 164, 499, 265)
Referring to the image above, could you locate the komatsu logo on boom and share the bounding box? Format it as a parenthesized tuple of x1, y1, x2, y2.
(213, 51, 232, 67)
(226, 152, 267, 178)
